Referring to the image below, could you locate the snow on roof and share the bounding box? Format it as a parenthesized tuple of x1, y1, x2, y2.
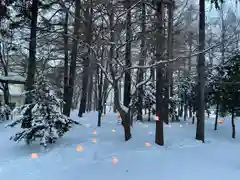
(0, 74, 25, 83)
(0, 73, 25, 96)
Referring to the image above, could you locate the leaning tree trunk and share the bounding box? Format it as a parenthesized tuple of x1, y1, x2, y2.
(214, 100, 219, 130)
(64, 0, 81, 116)
(196, 0, 205, 143)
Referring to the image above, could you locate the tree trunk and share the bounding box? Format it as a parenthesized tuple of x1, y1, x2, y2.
(220, 3, 225, 64)
(192, 115, 195, 124)
(63, 11, 69, 116)
(184, 104, 188, 121)
(78, 3, 93, 117)
(22, 0, 38, 128)
(102, 78, 109, 114)
(97, 67, 103, 127)
(64, 0, 81, 116)
(155, 2, 164, 146)
(87, 74, 93, 112)
(136, 0, 146, 121)
(112, 82, 131, 141)
(3, 84, 9, 105)
(179, 102, 183, 117)
(148, 108, 151, 121)
(164, 3, 173, 124)
(122, 112, 132, 141)
(195, 0, 205, 143)
(123, 0, 132, 108)
(214, 101, 219, 130)
(189, 105, 193, 118)
(231, 107, 236, 139)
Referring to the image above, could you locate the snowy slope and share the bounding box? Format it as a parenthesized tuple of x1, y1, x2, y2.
(0, 111, 240, 180)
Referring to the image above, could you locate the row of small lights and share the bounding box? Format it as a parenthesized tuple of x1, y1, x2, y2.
(31, 113, 224, 164)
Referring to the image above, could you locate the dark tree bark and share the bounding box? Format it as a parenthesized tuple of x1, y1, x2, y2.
(155, 2, 164, 146)
(195, 0, 205, 142)
(97, 68, 103, 127)
(86, 74, 93, 112)
(97, 44, 105, 127)
(214, 101, 219, 130)
(123, 0, 132, 108)
(64, 0, 81, 116)
(0, 48, 9, 105)
(189, 105, 193, 118)
(107, 2, 131, 141)
(136, 0, 146, 121)
(22, 0, 39, 128)
(231, 107, 236, 139)
(25, 0, 38, 104)
(63, 11, 69, 116)
(184, 104, 188, 121)
(163, 3, 174, 124)
(113, 83, 131, 141)
(78, 2, 93, 117)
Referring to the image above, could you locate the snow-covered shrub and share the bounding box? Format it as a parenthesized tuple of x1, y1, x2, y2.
(7, 75, 79, 146)
(0, 102, 11, 121)
(143, 82, 155, 113)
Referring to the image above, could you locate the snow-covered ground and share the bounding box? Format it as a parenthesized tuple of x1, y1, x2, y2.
(0, 110, 240, 180)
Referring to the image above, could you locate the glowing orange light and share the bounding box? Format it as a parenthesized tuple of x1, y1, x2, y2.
(112, 157, 118, 164)
(92, 130, 97, 135)
(218, 120, 223, 124)
(145, 142, 151, 147)
(112, 129, 116, 132)
(154, 116, 159, 121)
(76, 145, 84, 152)
(92, 138, 97, 143)
(31, 153, 38, 159)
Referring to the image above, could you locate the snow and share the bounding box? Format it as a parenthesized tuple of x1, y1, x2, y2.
(0, 110, 240, 180)
(0, 74, 25, 82)
(0, 84, 24, 96)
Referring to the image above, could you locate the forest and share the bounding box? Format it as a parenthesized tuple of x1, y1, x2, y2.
(0, 0, 240, 147)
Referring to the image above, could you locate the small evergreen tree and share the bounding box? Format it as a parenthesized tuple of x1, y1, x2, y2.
(7, 75, 79, 146)
(210, 53, 240, 137)
(220, 54, 240, 138)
